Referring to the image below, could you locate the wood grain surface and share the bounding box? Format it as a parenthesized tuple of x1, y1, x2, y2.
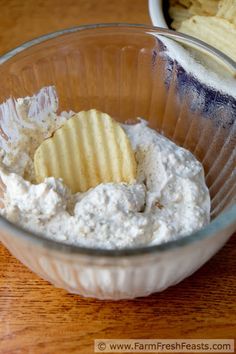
(0, 1, 235, 353)
(0, 0, 149, 56)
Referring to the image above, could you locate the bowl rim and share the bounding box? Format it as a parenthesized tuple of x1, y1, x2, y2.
(148, 0, 168, 28)
(0, 23, 235, 258)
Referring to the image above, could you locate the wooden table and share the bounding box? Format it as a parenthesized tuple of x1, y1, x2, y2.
(0, 1, 235, 353)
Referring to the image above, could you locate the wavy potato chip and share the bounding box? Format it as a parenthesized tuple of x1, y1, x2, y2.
(169, 4, 192, 29)
(169, 0, 218, 30)
(189, 2, 207, 16)
(191, 0, 218, 16)
(34, 110, 137, 193)
(170, 0, 218, 14)
(178, 16, 236, 62)
(178, 0, 192, 7)
(198, 0, 219, 15)
(169, 0, 236, 63)
(217, 0, 236, 25)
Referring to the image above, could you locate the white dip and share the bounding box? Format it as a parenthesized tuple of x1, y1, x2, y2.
(0, 89, 210, 249)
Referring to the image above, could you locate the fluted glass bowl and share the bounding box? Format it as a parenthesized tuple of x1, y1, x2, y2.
(0, 24, 235, 299)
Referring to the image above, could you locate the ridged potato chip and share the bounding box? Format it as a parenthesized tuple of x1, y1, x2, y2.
(169, 1, 218, 30)
(169, 0, 236, 63)
(178, 0, 192, 7)
(198, 0, 218, 16)
(191, 0, 218, 16)
(217, 0, 236, 25)
(34, 110, 137, 193)
(178, 16, 236, 62)
(189, 2, 207, 16)
(169, 5, 192, 29)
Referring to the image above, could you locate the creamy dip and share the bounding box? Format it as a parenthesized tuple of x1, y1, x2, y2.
(0, 89, 210, 249)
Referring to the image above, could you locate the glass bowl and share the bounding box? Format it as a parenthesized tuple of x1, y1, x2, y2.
(0, 24, 235, 299)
